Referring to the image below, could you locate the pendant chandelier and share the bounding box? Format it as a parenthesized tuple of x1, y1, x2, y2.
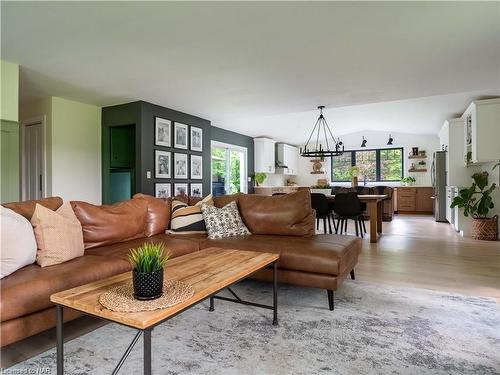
(300, 106, 344, 157)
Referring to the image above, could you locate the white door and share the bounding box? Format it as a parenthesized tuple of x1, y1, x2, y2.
(23, 121, 44, 200)
(211, 141, 248, 195)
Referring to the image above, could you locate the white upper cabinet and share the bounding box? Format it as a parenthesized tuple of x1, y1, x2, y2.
(254, 138, 276, 174)
(440, 118, 471, 187)
(276, 143, 299, 175)
(462, 98, 500, 165)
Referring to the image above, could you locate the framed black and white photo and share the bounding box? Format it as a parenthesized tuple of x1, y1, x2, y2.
(155, 150, 171, 178)
(174, 183, 188, 196)
(174, 153, 188, 179)
(190, 155, 203, 179)
(174, 122, 188, 149)
(155, 117, 171, 147)
(190, 183, 203, 198)
(190, 126, 203, 152)
(155, 183, 171, 198)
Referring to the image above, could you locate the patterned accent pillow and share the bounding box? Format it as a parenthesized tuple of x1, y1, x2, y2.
(169, 195, 213, 234)
(201, 201, 251, 240)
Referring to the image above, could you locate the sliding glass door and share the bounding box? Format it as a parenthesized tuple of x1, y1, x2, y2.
(211, 141, 247, 196)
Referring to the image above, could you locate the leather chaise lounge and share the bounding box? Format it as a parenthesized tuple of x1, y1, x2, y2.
(0, 190, 362, 347)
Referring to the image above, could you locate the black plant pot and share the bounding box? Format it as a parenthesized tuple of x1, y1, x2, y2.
(132, 269, 164, 300)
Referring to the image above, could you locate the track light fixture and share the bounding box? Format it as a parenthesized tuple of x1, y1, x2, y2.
(387, 134, 394, 145)
(360, 136, 367, 148)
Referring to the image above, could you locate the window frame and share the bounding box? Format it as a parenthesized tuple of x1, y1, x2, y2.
(331, 147, 404, 182)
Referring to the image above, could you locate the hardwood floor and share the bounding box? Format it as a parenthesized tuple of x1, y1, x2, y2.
(2, 214, 499, 368)
(323, 213, 500, 302)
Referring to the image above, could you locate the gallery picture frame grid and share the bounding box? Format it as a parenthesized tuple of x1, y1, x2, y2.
(153, 116, 205, 197)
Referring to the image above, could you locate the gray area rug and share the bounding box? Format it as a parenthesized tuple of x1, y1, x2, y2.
(10, 280, 500, 374)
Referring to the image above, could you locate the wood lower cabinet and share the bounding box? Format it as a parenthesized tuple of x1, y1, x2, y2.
(396, 187, 433, 214)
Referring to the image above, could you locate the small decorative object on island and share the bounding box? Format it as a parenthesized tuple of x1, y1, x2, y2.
(128, 242, 170, 300)
(310, 184, 331, 195)
(349, 166, 359, 187)
(401, 176, 416, 186)
(451, 170, 498, 241)
(254, 172, 267, 186)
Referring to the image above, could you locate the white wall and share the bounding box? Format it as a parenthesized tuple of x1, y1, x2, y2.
(20, 97, 102, 204)
(295, 130, 439, 187)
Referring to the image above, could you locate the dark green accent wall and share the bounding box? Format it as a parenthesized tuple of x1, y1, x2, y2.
(211, 126, 255, 193)
(102, 101, 211, 203)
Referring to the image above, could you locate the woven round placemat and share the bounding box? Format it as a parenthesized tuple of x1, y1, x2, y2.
(99, 279, 194, 312)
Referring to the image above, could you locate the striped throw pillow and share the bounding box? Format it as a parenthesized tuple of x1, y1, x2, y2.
(169, 195, 213, 233)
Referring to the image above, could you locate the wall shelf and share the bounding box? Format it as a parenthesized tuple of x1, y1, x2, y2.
(408, 169, 427, 172)
(408, 155, 427, 159)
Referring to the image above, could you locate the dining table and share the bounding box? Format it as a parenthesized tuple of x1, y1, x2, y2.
(325, 194, 388, 243)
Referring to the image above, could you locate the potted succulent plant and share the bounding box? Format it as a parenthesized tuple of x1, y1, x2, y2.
(254, 172, 267, 187)
(451, 171, 497, 241)
(128, 242, 170, 300)
(401, 176, 416, 186)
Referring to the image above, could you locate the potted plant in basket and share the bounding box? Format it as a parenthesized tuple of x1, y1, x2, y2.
(451, 171, 498, 241)
(128, 243, 170, 300)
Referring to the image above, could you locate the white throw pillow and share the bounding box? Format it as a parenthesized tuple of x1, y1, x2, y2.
(0, 206, 37, 278)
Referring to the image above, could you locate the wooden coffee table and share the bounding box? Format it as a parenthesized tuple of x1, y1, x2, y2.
(50, 247, 279, 375)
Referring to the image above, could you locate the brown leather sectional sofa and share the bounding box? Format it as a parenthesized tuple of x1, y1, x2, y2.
(0, 190, 361, 347)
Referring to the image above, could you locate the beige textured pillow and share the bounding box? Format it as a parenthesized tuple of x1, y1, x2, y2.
(31, 202, 85, 267)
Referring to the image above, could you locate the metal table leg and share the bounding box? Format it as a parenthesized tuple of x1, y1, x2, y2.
(144, 329, 152, 375)
(273, 262, 278, 326)
(56, 305, 64, 375)
(209, 295, 214, 311)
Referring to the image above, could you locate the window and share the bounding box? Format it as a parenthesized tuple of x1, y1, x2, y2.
(331, 151, 353, 182)
(331, 147, 403, 182)
(211, 141, 247, 196)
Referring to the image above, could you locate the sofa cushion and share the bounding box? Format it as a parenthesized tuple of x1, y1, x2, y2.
(170, 196, 213, 234)
(237, 191, 315, 236)
(85, 234, 200, 261)
(2, 196, 63, 220)
(71, 199, 148, 249)
(0, 255, 131, 322)
(199, 234, 361, 276)
(31, 203, 85, 267)
(213, 193, 241, 208)
(201, 201, 251, 240)
(133, 193, 172, 235)
(0, 207, 37, 279)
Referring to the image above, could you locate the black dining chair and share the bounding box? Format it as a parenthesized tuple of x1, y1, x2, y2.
(332, 192, 365, 238)
(310, 193, 332, 234)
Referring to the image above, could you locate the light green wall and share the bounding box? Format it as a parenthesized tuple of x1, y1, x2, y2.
(51, 97, 101, 203)
(1, 60, 19, 122)
(0, 60, 19, 203)
(1, 121, 19, 202)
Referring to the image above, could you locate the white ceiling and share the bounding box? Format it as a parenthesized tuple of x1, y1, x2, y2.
(2, 2, 500, 141)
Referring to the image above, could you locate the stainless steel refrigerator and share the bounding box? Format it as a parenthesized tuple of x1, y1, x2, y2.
(431, 151, 447, 222)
